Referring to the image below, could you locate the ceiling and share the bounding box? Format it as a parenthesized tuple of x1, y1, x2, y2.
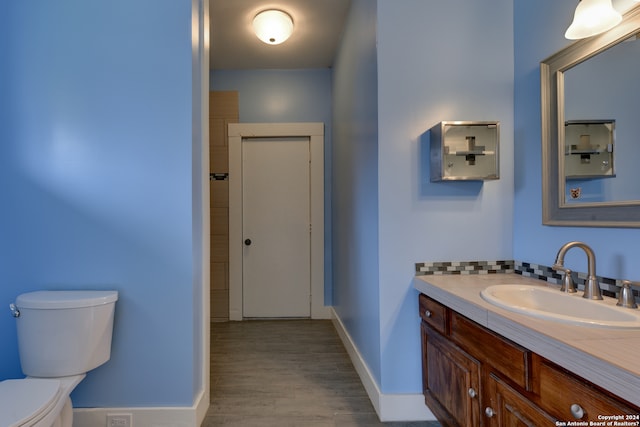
(210, 0, 351, 70)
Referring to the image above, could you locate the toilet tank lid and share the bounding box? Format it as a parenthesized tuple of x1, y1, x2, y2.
(16, 290, 118, 309)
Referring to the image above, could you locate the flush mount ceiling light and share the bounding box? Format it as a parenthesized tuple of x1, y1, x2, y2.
(252, 9, 294, 45)
(565, 0, 622, 40)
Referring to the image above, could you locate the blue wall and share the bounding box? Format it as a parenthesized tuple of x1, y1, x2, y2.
(210, 69, 333, 304)
(513, 0, 640, 279)
(376, 0, 514, 393)
(0, 0, 202, 407)
(331, 0, 382, 385)
(211, 69, 332, 123)
(332, 0, 514, 395)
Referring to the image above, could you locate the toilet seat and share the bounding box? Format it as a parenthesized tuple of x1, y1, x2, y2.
(0, 378, 62, 427)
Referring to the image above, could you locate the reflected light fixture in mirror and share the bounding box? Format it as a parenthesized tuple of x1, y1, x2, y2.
(565, 0, 622, 39)
(253, 9, 294, 45)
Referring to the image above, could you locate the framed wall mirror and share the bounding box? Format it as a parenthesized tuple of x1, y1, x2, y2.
(541, 5, 640, 227)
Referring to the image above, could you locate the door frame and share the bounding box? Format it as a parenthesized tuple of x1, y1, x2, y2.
(228, 123, 329, 320)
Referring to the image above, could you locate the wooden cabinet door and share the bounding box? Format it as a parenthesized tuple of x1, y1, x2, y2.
(486, 373, 556, 427)
(535, 356, 639, 422)
(423, 323, 482, 427)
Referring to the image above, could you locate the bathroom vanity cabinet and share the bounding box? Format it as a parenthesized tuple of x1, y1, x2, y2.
(419, 294, 640, 426)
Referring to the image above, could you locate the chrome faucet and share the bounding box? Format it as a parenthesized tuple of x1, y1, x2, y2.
(552, 241, 602, 300)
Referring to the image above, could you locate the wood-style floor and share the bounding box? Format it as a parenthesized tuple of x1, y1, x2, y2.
(202, 319, 440, 427)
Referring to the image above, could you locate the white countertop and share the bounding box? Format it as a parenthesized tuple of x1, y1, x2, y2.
(413, 273, 640, 407)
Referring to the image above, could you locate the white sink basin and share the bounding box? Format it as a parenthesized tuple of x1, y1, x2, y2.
(480, 285, 640, 329)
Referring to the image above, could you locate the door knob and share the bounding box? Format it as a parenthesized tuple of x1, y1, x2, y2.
(244, 239, 252, 246)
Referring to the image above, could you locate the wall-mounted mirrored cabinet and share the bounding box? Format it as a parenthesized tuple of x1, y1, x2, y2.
(429, 121, 500, 182)
(564, 120, 615, 180)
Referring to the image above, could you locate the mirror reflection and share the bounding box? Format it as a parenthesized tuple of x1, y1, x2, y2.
(563, 31, 640, 204)
(541, 5, 640, 226)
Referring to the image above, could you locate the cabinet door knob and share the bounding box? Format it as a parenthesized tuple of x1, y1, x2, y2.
(570, 403, 585, 419)
(485, 407, 495, 418)
(468, 388, 477, 398)
(424, 310, 432, 318)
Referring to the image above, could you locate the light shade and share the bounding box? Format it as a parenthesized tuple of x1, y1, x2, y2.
(252, 10, 294, 45)
(565, 0, 622, 40)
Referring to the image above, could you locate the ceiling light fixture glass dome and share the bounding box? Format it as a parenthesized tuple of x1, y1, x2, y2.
(253, 9, 294, 45)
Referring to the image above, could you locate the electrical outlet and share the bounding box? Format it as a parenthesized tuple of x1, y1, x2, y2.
(106, 413, 132, 427)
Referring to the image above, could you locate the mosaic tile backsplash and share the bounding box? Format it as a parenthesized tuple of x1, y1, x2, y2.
(415, 259, 639, 302)
(416, 260, 514, 275)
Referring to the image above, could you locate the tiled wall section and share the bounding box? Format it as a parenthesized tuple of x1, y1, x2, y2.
(415, 260, 640, 303)
(416, 260, 515, 275)
(210, 91, 238, 322)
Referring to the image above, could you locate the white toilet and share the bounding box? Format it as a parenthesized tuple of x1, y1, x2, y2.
(0, 290, 118, 427)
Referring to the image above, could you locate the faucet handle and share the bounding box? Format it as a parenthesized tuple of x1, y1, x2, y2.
(559, 269, 577, 293)
(617, 280, 638, 309)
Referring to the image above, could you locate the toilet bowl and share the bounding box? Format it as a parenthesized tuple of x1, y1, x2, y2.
(1, 290, 118, 427)
(0, 376, 83, 427)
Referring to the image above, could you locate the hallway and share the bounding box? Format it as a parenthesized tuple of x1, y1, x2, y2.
(203, 319, 440, 426)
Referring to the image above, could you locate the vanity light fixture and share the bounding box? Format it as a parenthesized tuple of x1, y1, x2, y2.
(565, 0, 622, 39)
(252, 9, 294, 45)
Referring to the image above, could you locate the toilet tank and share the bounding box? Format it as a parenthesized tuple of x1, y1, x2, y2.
(14, 290, 118, 378)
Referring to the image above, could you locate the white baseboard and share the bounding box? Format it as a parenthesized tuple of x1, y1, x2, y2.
(330, 308, 436, 422)
(312, 304, 333, 320)
(73, 388, 209, 427)
(195, 388, 209, 426)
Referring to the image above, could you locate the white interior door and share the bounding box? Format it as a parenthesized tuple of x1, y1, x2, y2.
(242, 136, 311, 317)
